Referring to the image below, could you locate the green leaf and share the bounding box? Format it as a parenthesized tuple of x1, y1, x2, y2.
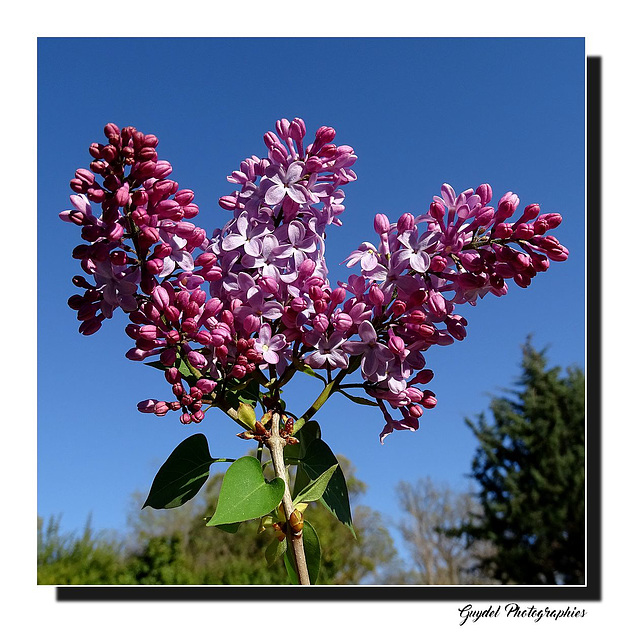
(142, 434, 221, 509)
(302, 521, 322, 584)
(299, 364, 327, 382)
(283, 544, 298, 585)
(225, 377, 261, 410)
(284, 521, 322, 584)
(237, 378, 261, 406)
(345, 354, 362, 374)
(285, 419, 321, 463)
(237, 402, 257, 429)
(143, 360, 165, 372)
(206, 457, 285, 527)
(292, 464, 338, 506)
(337, 389, 378, 406)
(215, 522, 241, 534)
(175, 355, 198, 383)
(265, 537, 286, 567)
(298, 439, 355, 536)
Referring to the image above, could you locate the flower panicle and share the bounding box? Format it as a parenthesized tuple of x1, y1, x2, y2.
(60, 120, 567, 442)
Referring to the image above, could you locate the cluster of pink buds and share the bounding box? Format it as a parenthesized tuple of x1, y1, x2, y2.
(60, 118, 567, 443)
(60, 124, 214, 335)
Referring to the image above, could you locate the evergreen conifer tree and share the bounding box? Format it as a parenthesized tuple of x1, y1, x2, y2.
(459, 339, 585, 585)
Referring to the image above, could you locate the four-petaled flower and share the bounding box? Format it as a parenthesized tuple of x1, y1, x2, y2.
(305, 332, 349, 369)
(264, 162, 311, 205)
(343, 320, 393, 381)
(396, 229, 440, 273)
(254, 323, 287, 365)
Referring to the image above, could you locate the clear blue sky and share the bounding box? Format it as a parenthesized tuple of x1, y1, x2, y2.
(37, 37, 585, 561)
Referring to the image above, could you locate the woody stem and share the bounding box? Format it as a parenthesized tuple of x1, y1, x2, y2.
(265, 412, 310, 585)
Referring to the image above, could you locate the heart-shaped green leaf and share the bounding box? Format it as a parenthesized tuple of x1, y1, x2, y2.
(284, 521, 322, 584)
(143, 434, 226, 509)
(292, 464, 337, 506)
(206, 457, 285, 527)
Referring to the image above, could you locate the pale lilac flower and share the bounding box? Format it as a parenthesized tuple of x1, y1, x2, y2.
(272, 220, 318, 267)
(396, 229, 439, 273)
(240, 235, 285, 279)
(158, 229, 195, 277)
(305, 332, 349, 369)
(94, 261, 140, 317)
(59, 194, 96, 225)
(234, 289, 284, 327)
(264, 162, 311, 206)
(344, 242, 380, 271)
(343, 320, 393, 381)
(254, 323, 287, 365)
(222, 271, 259, 300)
(221, 213, 267, 255)
(379, 414, 419, 444)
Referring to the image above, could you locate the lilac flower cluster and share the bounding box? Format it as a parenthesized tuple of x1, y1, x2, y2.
(60, 119, 567, 440)
(205, 118, 357, 377)
(60, 124, 214, 337)
(341, 184, 568, 441)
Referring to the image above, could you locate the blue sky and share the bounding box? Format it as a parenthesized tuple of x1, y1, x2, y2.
(37, 37, 585, 564)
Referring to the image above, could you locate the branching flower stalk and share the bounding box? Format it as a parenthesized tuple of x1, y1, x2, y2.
(59, 118, 568, 584)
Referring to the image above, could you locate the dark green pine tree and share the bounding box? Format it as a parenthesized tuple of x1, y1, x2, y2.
(460, 339, 585, 585)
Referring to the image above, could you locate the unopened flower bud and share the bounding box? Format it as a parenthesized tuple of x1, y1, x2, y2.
(231, 364, 246, 378)
(104, 123, 121, 142)
(388, 335, 406, 355)
(172, 383, 184, 397)
(242, 314, 261, 334)
(333, 313, 353, 332)
(115, 184, 130, 206)
(429, 201, 446, 222)
(154, 401, 170, 417)
(195, 378, 217, 394)
(420, 391, 437, 409)
(408, 404, 423, 418)
(154, 161, 173, 179)
(493, 222, 513, 239)
(397, 213, 415, 234)
(312, 314, 330, 333)
(315, 126, 336, 146)
(374, 213, 390, 235)
(512, 223, 535, 240)
(164, 367, 181, 384)
(298, 259, 315, 280)
(330, 287, 346, 305)
(305, 156, 323, 173)
(137, 399, 157, 414)
(476, 183, 493, 205)
(368, 284, 384, 307)
(160, 348, 177, 366)
(391, 300, 406, 316)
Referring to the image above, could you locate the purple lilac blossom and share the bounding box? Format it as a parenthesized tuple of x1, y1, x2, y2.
(61, 119, 567, 440)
